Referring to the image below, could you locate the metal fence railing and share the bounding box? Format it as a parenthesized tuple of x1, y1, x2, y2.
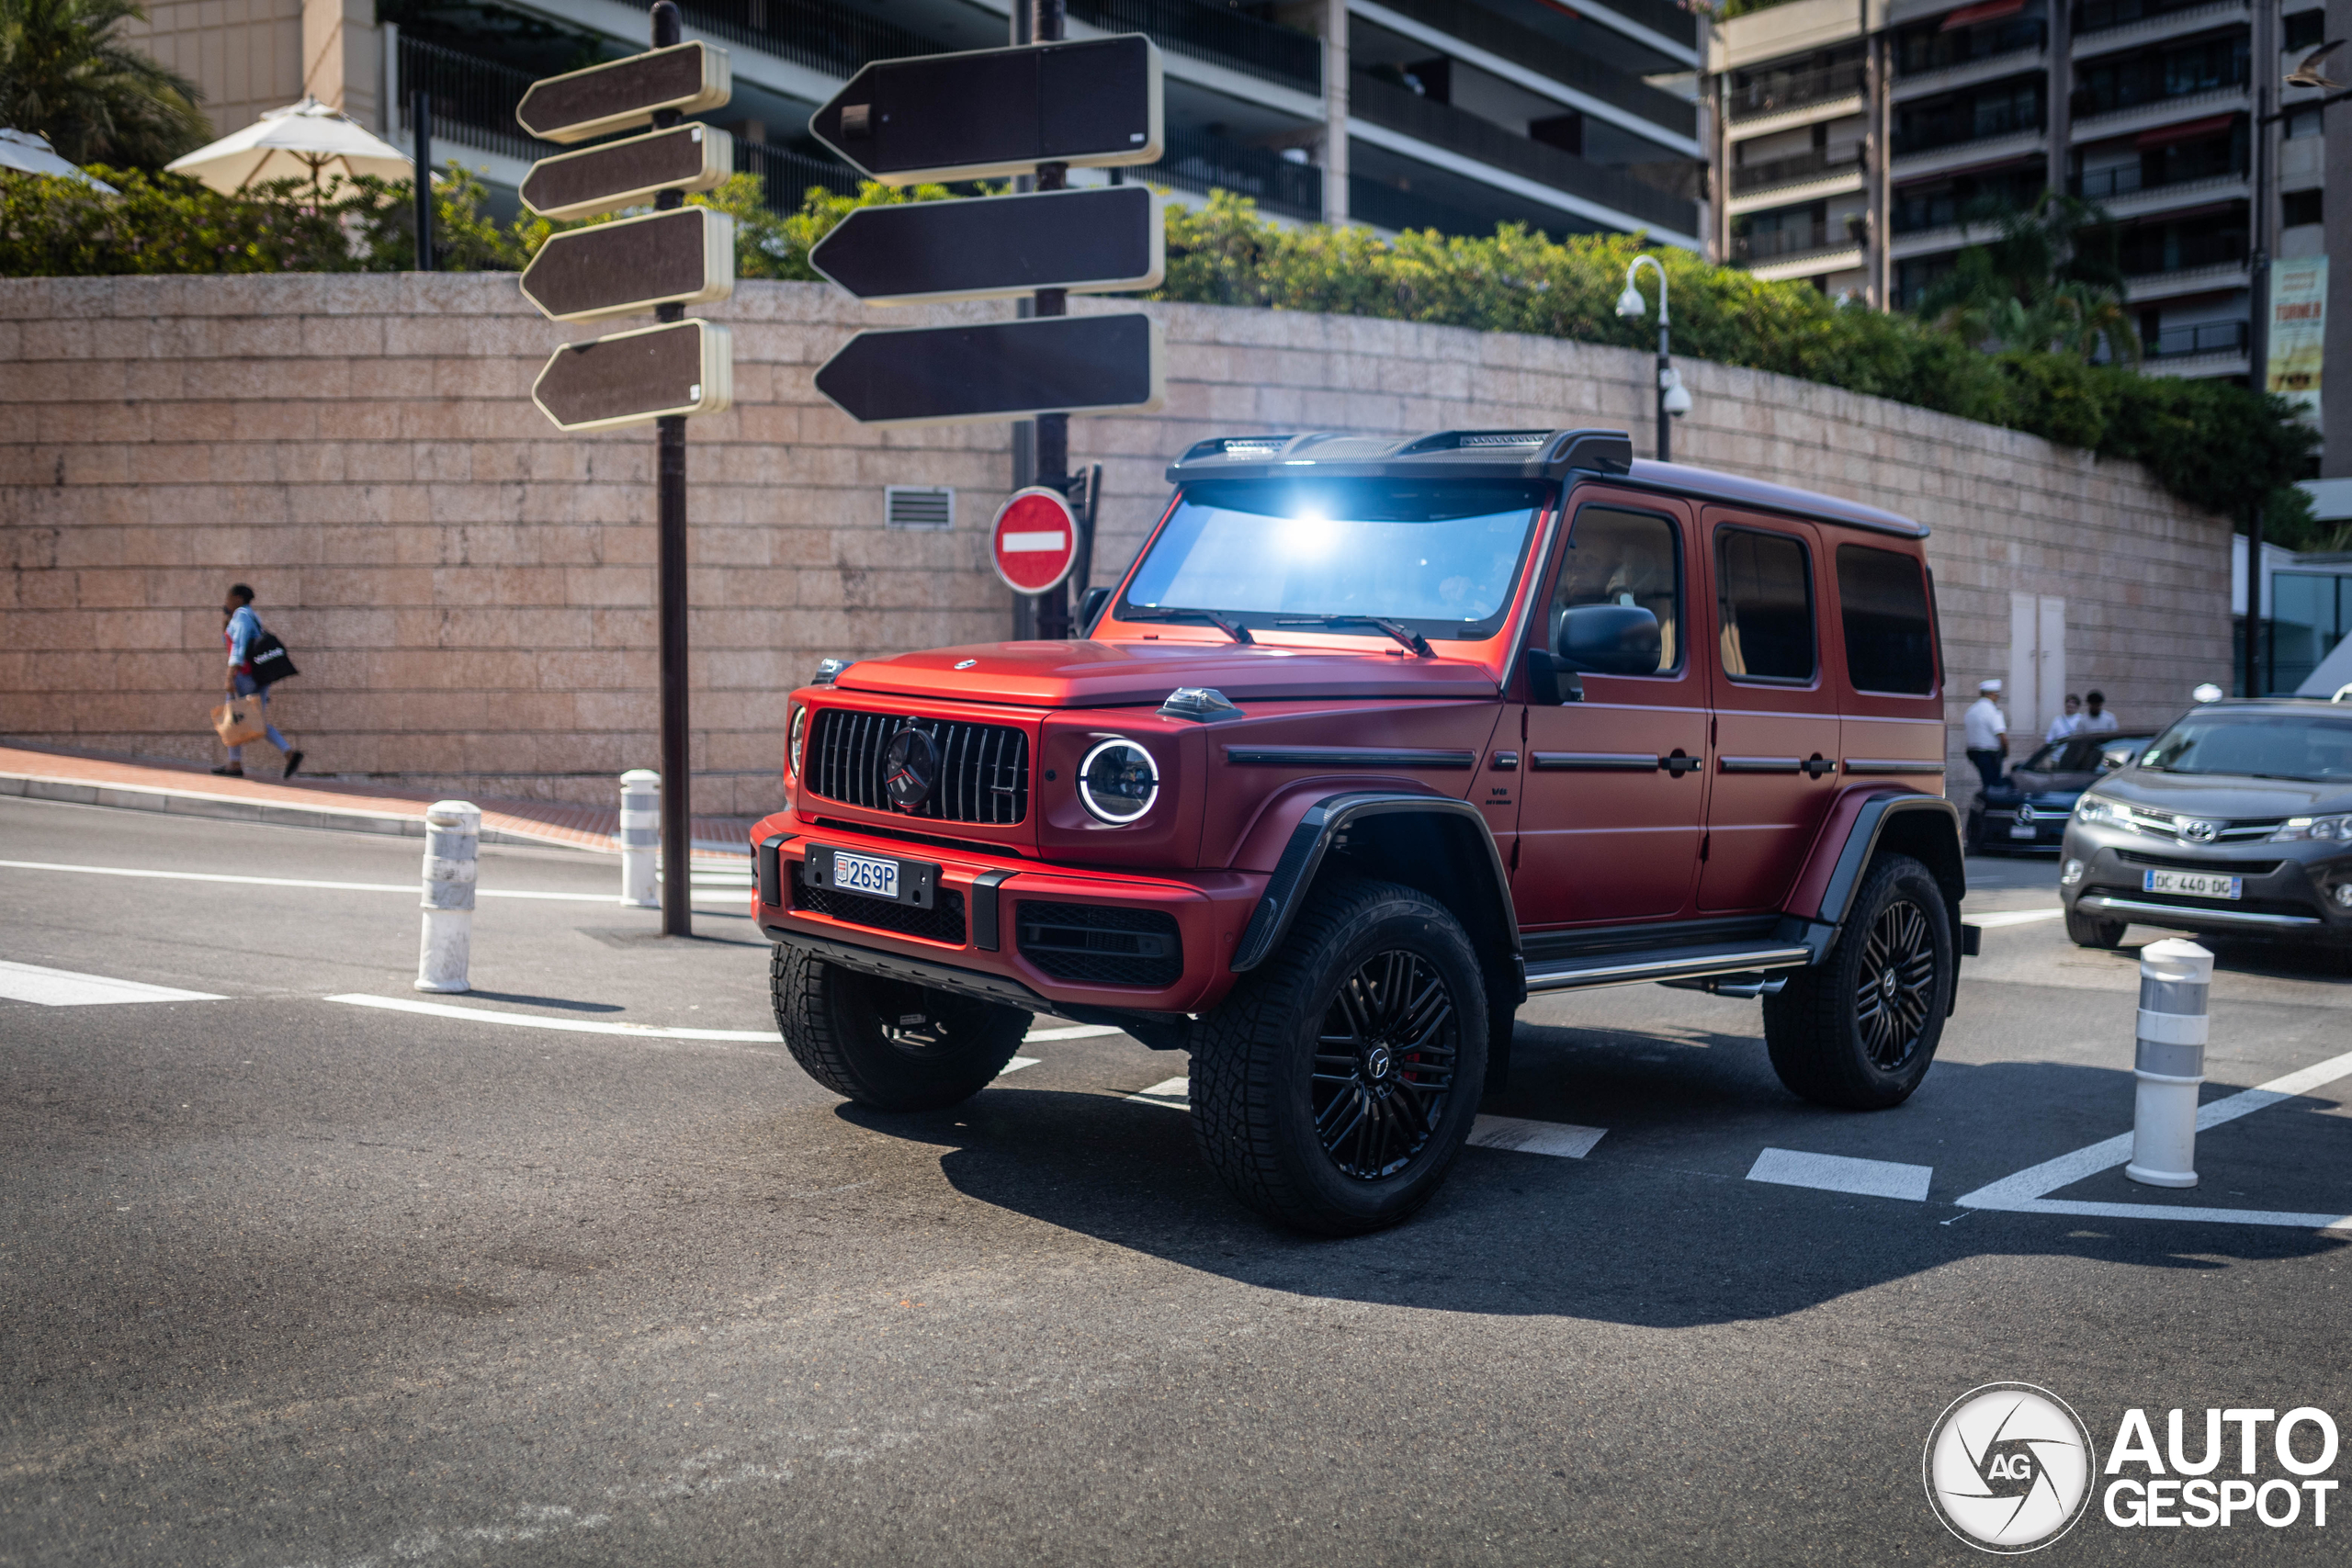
(2144, 319, 2248, 357)
(1731, 147, 1862, 196)
(1069, 0, 1321, 96)
(1148, 128, 1321, 220)
(397, 36, 559, 165)
(737, 141, 863, 208)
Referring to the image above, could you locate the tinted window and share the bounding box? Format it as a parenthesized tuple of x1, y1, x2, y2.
(1121, 479, 1549, 639)
(1836, 544, 1936, 694)
(1553, 506, 1680, 674)
(1716, 528, 1815, 682)
(2141, 714, 2352, 782)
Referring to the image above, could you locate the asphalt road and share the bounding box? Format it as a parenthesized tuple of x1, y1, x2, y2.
(3, 794, 2347, 1566)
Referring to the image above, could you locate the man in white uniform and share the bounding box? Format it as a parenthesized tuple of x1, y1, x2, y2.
(1963, 678, 2007, 798)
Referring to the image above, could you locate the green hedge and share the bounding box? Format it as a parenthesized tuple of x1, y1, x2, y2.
(1, 170, 2313, 536)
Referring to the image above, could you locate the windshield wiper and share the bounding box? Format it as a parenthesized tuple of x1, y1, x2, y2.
(1276, 615, 1435, 658)
(1121, 606, 1254, 644)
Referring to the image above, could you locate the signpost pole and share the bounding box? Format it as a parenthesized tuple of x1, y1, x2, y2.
(412, 89, 434, 272)
(650, 0, 692, 937)
(1030, 0, 1073, 642)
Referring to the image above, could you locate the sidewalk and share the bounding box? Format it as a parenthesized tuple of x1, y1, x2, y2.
(0, 744, 760, 860)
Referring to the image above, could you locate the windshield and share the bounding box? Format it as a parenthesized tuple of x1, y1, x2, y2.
(2025, 735, 2152, 774)
(1118, 479, 1552, 640)
(2140, 713, 2352, 782)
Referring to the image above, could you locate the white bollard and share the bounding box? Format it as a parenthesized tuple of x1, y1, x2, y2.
(619, 769, 660, 908)
(2125, 937, 2213, 1189)
(414, 799, 480, 994)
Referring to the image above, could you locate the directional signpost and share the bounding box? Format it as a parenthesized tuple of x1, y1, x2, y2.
(810, 4, 1166, 637)
(515, 0, 731, 936)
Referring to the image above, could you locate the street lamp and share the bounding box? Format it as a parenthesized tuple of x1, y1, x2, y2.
(1616, 254, 1689, 462)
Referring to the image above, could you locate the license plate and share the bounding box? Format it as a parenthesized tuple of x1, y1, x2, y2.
(2143, 868, 2242, 900)
(2008, 822, 2039, 839)
(833, 851, 899, 899)
(803, 845, 937, 908)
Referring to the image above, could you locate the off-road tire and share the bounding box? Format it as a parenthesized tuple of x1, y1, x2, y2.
(1762, 853, 1951, 1111)
(1190, 877, 1488, 1235)
(770, 943, 1031, 1111)
(2064, 908, 2128, 949)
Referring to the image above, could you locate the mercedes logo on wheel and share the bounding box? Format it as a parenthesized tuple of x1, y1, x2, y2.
(2180, 819, 2222, 844)
(1923, 1382, 2096, 1553)
(882, 726, 937, 812)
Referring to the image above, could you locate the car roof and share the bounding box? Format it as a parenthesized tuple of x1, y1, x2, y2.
(2183, 698, 2352, 715)
(1163, 428, 1928, 540)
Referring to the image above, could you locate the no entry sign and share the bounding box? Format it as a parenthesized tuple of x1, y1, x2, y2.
(990, 488, 1080, 594)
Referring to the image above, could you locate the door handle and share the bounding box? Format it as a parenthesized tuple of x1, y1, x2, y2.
(1803, 755, 1838, 778)
(1660, 750, 1702, 776)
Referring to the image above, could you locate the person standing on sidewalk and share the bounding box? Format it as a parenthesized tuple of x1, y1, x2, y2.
(1963, 678, 2007, 800)
(2043, 694, 2082, 745)
(2079, 689, 2119, 734)
(214, 584, 303, 779)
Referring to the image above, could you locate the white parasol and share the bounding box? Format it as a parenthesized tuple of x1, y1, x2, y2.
(0, 129, 118, 192)
(164, 97, 413, 194)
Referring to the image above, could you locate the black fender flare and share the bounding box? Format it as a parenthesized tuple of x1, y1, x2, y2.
(1229, 792, 1521, 977)
(1787, 794, 1973, 1010)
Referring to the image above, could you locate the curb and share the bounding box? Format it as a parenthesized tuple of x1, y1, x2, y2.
(0, 772, 752, 858)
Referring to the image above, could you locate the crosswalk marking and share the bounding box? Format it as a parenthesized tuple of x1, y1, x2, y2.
(1023, 1023, 1126, 1042)
(1467, 1115, 1607, 1159)
(998, 1055, 1040, 1076)
(1747, 1147, 1933, 1202)
(1127, 1077, 1192, 1109)
(0, 960, 224, 1008)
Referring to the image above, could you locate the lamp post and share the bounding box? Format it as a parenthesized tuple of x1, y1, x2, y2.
(1615, 255, 1690, 462)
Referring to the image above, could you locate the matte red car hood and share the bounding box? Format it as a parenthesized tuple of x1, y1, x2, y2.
(833, 639, 1502, 707)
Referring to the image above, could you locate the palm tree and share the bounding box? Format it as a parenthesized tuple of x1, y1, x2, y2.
(0, 0, 210, 169)
(1916, 190, 2139, 365)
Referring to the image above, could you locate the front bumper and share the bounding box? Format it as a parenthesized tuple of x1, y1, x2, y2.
(2060, 822, 2352, 942)
(747, 813, 1266, 1015)
(1974, 802, 2065, 852)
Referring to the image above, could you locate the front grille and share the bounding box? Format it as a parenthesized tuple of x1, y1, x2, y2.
(2120, 851, 2285, 876)
(791, 863, 967, 945)
(2118, 806, 2286, 842)
(805, 709, 1029, 825)
(1016, 901, 1184, 987)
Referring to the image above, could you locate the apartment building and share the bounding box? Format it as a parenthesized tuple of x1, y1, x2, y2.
(1709, 0, 2324, 385)
(125, 0, 1712, 250)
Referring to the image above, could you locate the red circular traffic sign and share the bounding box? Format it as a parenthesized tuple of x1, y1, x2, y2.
(989, 487, 1080, 595)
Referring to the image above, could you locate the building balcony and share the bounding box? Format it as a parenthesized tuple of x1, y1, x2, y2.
(1153, 128, 1323, 220)
(1348, 73, 1697, 236)
(1747, 243, 1865, 281)
(1727, 60, 1869, 124)
(1367, 0, 1696, 141)
(1728, 149, 1865, 209)
(1892, 48, 2050, 102)
(1069, 0, 1321, 96)
(2069, 84, 2251, 141)
(396, 36, 558, 167)
(2144, 319, 2249, 358)
(662, 0, 944, 89)
(1576, 0, 1701, 53)
(2072, 0, 2248, 52)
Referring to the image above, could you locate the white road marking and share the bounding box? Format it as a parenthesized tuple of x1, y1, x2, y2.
(0, 960, 225, 1008)
(1968, 908, 2066, 928)
(998, 1056, 1040, 1076)
(1747, 1147, 1933, 1202)
(1127, 1077, 1192, 1109)
(326, 993, 785, 1043)
(1023, 1023, 1126, 1042)
(1467, 1115, 1608, 1159)
(1, 858, 623, 902)
(1956, 1043, 2352, 1229)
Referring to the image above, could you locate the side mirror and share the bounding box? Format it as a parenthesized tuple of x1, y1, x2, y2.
(1077, 585, 1112, 637)
(1558, 604, 1661, 676)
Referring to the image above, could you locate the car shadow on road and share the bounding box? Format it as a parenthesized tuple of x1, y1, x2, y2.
(842, 1031, 2349, 1330)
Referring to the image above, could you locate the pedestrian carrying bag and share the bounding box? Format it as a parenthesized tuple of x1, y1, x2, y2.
(245, 628, 299, 687)
(211, 697, 266, 748)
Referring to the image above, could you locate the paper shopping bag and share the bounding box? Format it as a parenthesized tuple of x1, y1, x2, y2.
(211, 697, 266, 748)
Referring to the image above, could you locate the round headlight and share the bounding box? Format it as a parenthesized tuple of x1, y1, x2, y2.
(787, 705, 808, 776)
(1078, 738, 1159, 824)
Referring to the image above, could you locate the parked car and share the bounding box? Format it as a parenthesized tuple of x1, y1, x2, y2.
(2061, 697, 2352, 953)
(751, 428, 1973, 1234)
(1968, 732, 2155, 853)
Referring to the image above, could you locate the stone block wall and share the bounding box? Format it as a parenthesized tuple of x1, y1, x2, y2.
(1, 274, 2233, 811)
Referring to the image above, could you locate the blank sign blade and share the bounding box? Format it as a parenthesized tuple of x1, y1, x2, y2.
(516, 41, 731, 144)
(809, 35, 1162, 185)
(518, 208, 735, 322)
(809, 186, 1162, 305)
(815, 314, 1164, 426)
(522, 123, 733, 220)
(532, 320, 732, 434)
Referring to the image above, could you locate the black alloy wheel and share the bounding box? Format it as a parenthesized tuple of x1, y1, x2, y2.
(1852, 896, 1937, 1071)
(770, 944, 1031, 1111)
(1312, 950, 1460, 1180)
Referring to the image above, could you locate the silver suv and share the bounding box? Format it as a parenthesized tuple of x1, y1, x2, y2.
(2060, 698, 2352, 952)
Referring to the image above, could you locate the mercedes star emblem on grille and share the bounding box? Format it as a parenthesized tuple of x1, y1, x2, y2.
(883, 726, 938, 811)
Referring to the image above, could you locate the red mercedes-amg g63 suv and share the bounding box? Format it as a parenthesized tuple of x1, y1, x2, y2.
(751, 428, 1968, 1234)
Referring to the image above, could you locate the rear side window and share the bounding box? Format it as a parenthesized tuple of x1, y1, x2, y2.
(1715, 528, 1815, 682)
(1835, 544, 1937, 695)
(1555, 506, 1681, 673)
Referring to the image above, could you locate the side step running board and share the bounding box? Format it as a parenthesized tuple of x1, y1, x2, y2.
(1524, 942, 1812, 995)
